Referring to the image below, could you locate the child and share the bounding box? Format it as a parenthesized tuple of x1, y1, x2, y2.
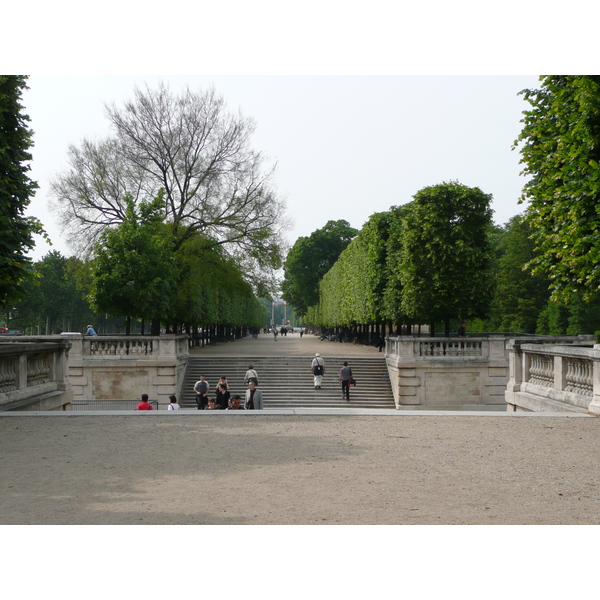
(167, 395, 181, 410)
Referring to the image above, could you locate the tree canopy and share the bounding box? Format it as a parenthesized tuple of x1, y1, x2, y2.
(0, 75, 45, 307)
(89, 192, 179, 332)
(516, 75, 600, 302)
(281, 219, 358, 316)
(51, 82, 288, 289)
(399, 181, 494, 335)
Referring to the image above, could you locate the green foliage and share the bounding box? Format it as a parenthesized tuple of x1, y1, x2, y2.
(516, 76, 600, 303)
(492, 214, 552, 333)
(281, 219, 358, 316)
(0, 75, 46, 307)
(169, 233, 265, 329)
(399, 181, 494, 332)
(536, 293, 600, 336)
(382, 205, 411, 324)
(11, 251, 97, 333)
(90, 193, 179, 322)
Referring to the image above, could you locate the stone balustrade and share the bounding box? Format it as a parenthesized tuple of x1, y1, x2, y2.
(0, 339, 73, 411)
(385, 336, 510, 410)
(1, 334, 189, 409)
(505, 338, 600, 414)
(62, 333, 190, 405)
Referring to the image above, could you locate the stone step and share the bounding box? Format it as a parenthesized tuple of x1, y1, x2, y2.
(180, 355, 395, 409)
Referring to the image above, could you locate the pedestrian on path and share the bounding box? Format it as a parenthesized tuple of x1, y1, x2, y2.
(244, 365, 259, 387)
(226, 395, 246, 410)
(273, 328, 278, 341)
(311, 353, 325, 389)
(215, 376, 230, 408)
(245, 381, 263, 409)
(194, 375, 210, 410)
(339, 362, 353, 402)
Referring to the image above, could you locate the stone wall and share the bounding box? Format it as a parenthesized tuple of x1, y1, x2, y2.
(0, 339, 73, 411)
(385, 336, 509, 410)
(505, 338, 600, 414)
(62, 334, 189, 407)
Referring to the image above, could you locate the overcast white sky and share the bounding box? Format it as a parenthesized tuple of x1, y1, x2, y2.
(6, 1, 595, 263)
(21, 74, 539, 260)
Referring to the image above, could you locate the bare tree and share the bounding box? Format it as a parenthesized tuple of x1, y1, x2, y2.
(51, 82, 289, 274)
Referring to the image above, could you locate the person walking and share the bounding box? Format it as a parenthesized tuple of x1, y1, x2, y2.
(339, 361, 353, 402)
(194, 375, 210, 410)
(215, 376, 231, 408)
(244, 365, 259, 387)
(311, 353, 325, 389)
(245, 381, 263, 409)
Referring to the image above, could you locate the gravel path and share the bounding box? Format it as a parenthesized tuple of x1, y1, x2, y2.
(1, 411, 598, 525)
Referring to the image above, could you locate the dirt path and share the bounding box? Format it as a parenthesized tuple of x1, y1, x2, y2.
(1, 412, 598, 525)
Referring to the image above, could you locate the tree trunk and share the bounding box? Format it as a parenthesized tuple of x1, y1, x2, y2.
(151, 318, 161, 336)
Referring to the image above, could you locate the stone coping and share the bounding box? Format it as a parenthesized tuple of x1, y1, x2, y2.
(1, 409, 593, 417)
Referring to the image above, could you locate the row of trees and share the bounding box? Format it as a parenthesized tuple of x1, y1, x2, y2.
(289, 205, 600, 339)
(283, 76, 600, 339)
(10, 247, 269, 336)
(2, 78, 288, 336)
(292, 182, 495, 337)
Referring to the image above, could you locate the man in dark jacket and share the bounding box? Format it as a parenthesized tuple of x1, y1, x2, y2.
(339, 362, 353, 402)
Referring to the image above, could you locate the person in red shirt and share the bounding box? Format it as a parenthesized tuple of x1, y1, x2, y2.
(136, 394, 153, 411)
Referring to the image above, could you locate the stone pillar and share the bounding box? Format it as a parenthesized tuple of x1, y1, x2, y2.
(587, 357, 600, 415)
(554, 355, 566, 391)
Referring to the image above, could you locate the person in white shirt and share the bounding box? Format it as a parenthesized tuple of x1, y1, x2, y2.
(167, 395, 181, 410)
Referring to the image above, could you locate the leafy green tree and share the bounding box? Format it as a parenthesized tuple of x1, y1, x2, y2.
(492, 214, 552, 333)
(10, 252, 97, 333)
(90, 193, 179, 334)
(281, 219, 358, 316)
(0, 75, 45, 307)
(516, 75, 600, 302)
(382, 204, 412, 329)
(399, 181, 495, 336)
(51, 82, 287, 289)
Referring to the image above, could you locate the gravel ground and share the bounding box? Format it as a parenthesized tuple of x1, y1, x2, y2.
(1, 412, 599, 525)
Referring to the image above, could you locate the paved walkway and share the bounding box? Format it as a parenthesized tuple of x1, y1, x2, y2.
(189, 331, 385, 357)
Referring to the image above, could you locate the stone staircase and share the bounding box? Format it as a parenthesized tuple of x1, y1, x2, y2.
(180, 356, 395, 409)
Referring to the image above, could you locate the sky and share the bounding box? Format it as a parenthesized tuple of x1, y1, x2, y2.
(8, 0, 595, 264)
(21, 74, 540, 261)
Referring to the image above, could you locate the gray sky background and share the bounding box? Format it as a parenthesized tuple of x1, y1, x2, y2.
(22, 74, 539, 260)
(7, 1, 595, 263)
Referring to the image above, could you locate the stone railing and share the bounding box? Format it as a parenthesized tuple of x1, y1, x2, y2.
(68, 334, 189, 358)
(384, 336, 510, 410)
(386, 336, 507, 361)
(505, 338, 600, 414)
(0, 339, 73, 411)
(63, 333, 190, 405)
